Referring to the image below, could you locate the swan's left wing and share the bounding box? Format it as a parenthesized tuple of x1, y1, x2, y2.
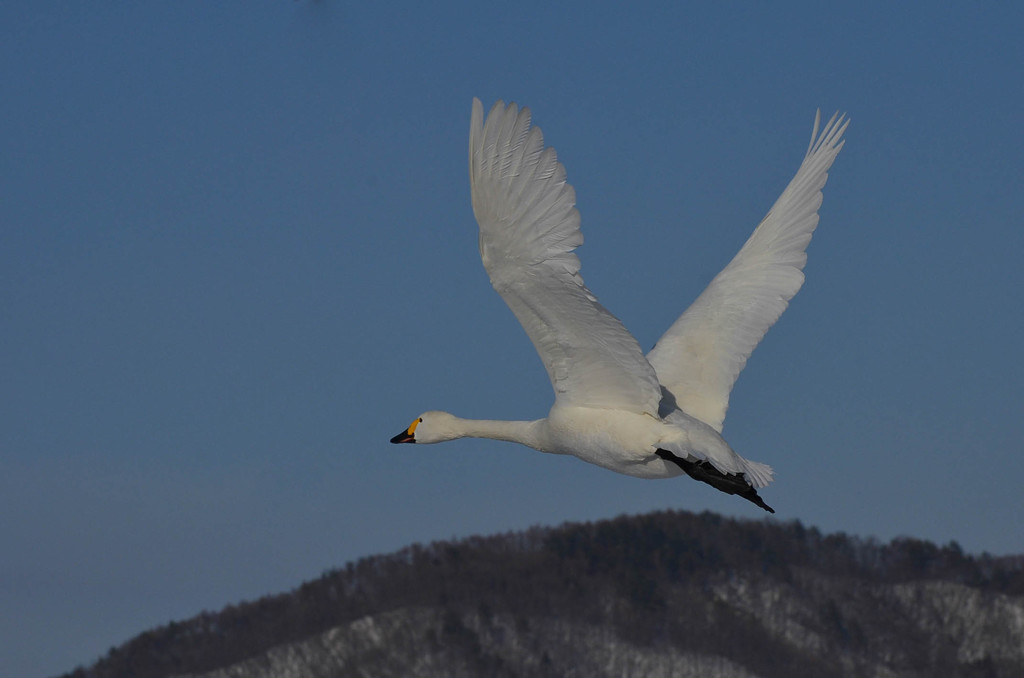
(469, 99, 661, 414)
(647, 111, 848, 432)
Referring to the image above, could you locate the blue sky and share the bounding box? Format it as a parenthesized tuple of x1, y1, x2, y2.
(2, 2, 1022, 676)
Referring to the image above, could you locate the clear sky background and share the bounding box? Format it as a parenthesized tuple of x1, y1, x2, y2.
(2, 2, 1022, 676)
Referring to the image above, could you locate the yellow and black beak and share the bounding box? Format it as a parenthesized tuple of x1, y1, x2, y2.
(390, 418, 419, 444)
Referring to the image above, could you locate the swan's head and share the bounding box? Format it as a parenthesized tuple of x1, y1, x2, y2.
(390, 411, 462, 444)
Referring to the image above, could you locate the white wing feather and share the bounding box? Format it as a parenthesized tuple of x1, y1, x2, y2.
(647, 111, 849, 432)
(470, 99, 662, 413)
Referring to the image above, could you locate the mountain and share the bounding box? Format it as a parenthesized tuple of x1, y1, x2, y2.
(62, 511, 1024, 678)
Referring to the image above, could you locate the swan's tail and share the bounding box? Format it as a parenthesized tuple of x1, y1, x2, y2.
(741, 458, 774, 490)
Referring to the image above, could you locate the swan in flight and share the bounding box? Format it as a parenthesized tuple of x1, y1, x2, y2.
(392, 99, 847, 513)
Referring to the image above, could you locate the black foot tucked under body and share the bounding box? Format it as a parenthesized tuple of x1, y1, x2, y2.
(655, 449, 775, 514)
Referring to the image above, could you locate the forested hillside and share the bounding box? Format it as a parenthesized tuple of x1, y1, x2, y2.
(63, 511, 1024, 678)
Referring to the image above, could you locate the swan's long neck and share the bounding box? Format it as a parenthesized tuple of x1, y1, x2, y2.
(451, 417, 546, 450)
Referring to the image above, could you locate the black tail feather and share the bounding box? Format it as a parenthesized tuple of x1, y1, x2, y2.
(656, 449, 775, 514)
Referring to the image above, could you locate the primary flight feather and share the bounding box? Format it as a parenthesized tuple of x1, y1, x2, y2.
(392, 98, 848, 513)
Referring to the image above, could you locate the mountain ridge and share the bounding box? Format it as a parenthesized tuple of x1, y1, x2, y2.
(62, 510, 1024, 678)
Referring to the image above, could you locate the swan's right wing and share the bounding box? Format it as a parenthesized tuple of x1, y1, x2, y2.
(470, 99, 662, 414)
(647, 111, 848, 432)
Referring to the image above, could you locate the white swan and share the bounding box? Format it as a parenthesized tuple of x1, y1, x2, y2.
(392, 99, 848, 513)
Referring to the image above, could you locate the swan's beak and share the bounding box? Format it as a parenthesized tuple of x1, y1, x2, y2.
(390, 429, 416, 444)
(391, 417, 420, 444)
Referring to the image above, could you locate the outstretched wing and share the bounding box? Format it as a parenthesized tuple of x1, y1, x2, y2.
(647, 111, 849, 432)
(469, 98, 661, 414)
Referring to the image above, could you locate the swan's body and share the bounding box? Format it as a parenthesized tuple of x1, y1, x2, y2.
(392, 99, 847, 513)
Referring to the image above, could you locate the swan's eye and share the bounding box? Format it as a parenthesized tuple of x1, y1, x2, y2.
(408, 418, 422, 435)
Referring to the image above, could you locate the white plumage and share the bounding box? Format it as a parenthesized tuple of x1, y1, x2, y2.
(392, 99, 848, 513)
